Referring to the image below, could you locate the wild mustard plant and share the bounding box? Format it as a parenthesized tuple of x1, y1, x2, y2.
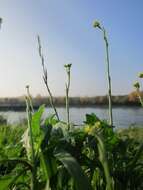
(37, 35, 60, 121)
(93, 21, 113, 126)
(64, 63, 72, 129)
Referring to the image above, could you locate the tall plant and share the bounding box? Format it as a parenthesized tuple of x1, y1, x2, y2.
(37, 36, 60, 121)
(93, 21, 113, 126)
(64, 63, 72, 129)
(25, 86, 36, 190)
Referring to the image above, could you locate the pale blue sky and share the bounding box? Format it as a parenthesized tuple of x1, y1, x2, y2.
(0, 0, 143, 97)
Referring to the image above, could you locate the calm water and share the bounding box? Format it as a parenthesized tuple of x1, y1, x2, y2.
(0, 106, 143, 128)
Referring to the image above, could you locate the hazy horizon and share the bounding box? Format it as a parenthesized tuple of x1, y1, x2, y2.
(0, 1, 143, 97)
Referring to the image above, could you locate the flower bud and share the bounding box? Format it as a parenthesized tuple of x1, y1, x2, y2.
(133, 82, 140, 89)
(138, 72, 143, 78)
(64, 63, 72, 73)
(93, 21, 101, 29)
(26, 85, 29, 89)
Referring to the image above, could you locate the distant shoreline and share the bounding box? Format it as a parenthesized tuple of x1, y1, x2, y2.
(0, 104, 141, 112)
(0, 94, 142, 111)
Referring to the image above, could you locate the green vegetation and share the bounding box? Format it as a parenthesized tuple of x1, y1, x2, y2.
(0, 116, 143, 190)
(0, 20, 143, 189)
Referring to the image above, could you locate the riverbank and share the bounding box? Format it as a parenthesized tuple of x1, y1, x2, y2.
(0, 92, 142, 111)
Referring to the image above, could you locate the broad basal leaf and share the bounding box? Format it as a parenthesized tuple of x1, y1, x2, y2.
(55, 151, 92, 190)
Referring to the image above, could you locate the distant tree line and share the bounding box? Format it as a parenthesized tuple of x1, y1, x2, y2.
(0, 91, 142, 110)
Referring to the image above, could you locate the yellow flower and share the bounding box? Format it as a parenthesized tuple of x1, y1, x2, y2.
(95, 121, 101, 128)
(84, 126, 90, 133)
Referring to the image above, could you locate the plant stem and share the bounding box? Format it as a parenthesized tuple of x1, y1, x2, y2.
(93, 21, 113, 126)
(66, 73, 70, 129)
(25, 97, 36, 190)
(136, 89, 143, 107)
(37, 36, 60, 121)
(26, 85, 34, 113)
(103, 28, 113, 126)
(65, 64, 72, 130)
(44, 82, 60, 121)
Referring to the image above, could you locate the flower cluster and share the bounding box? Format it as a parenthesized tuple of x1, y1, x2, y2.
(84, 121, 102, 135)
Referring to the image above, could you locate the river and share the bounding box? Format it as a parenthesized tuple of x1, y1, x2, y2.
(0, 106, 143, 128)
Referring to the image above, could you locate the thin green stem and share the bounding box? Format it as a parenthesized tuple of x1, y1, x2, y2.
(25, 97, 37, 190)
(65, 64, 72, 130)
(93, 21, 113, 126)
(66, 73, 70, 129)
(37, 35, 60, 121)
(103, 28, 113, 126)
(136, 89, 143, 107)
(45, 82, 60, 121)
(26, 85, 34, 113)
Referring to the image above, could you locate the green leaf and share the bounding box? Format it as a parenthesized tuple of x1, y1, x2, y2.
(55, 151, 92, 190)
(40, 153, 57, 180)
(32, 105, 45, 137)
(0, 158, 32, 171)
(0, 170, 26, 190)
(84, 113, 99, 125)
(0, 175, 13, 190)
(31, 105, 45, 155)
(94, 134, 114, 190)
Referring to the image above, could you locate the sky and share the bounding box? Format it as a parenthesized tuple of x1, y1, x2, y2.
(0, 0, 143, 97)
